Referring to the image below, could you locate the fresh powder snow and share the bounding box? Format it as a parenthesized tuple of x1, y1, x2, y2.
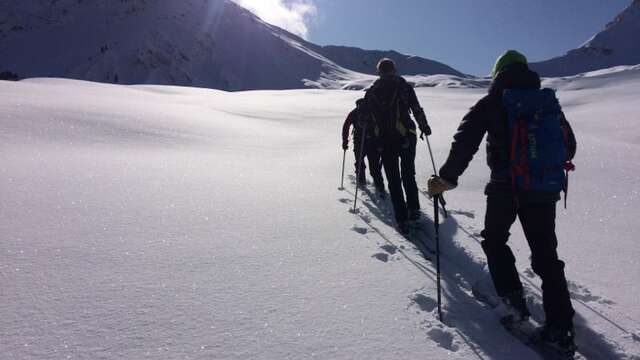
(1, 66, 640, 359)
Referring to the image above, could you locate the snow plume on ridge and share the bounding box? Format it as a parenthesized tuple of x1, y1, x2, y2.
(231, 0, 317, 38)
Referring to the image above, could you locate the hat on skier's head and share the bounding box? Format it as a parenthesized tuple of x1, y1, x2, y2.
(491, 50, 528, 79)
(377, 58, 396, 76)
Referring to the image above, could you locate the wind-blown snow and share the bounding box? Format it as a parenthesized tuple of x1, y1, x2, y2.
(1, 68, 640, 359)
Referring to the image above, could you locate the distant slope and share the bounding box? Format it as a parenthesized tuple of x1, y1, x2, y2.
(316, 46, 464, 77)
(0, 0, 333, 90)
(0, 0, 463, 90)
(531, 0, 640, 77)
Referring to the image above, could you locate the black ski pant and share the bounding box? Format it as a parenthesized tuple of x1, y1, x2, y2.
(381, 136, 419, 224)
(354, 137, 384, 188)
(480, 195, 575, 331)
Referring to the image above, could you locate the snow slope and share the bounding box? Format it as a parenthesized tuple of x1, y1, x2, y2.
(531, 0, 640, 77)
(1, 69, 640, 359)
(306, 72, 491, 91)
(0, 0, 462, 91)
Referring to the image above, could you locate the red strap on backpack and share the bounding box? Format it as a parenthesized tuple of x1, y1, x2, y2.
(509, 118, 530, 207)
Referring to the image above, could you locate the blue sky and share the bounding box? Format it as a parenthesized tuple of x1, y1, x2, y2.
(305, 0, 631, 75)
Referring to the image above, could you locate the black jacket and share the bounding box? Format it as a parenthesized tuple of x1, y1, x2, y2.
(439, 64, 577, 198)
(342, 108, 378, 147)
(363, 75, 429, 146)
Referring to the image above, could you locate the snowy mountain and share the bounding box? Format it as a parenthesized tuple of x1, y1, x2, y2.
(531, 0, 640, 77)
(0, 0, 462, 90)
(315, 45, 463, 77)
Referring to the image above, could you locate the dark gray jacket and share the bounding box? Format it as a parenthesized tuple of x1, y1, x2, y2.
(439, 64, 577, 199)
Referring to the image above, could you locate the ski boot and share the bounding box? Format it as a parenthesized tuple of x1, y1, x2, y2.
(375, 183, 386, 199)
(498, 289, 531, 325)
(408, 209, 421, 222)
(397, 221, 411, 235)
(357, 174, 367, 188)
(536, 324, 577, 358)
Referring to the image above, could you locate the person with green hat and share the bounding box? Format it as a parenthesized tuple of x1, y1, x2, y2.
(427, 50, 578, 355)
(491, 49, 529, 78)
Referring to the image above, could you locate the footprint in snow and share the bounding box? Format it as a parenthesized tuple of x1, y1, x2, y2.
(408, 291, 459, 351)
(627, 331, 640, 342)
(380, 244, 397, 255)
(426, 327, 459, 352)
(410, 293, 438, 313)
(567, 280, 615, 305)
(339, 198, 352, 204)
(524, 268, 536, 278)
(450, 209, 475, 219)
(351, 226, 368, 235)
(371, 253, 389, 262)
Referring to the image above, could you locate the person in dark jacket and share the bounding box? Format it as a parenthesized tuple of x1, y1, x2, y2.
(342, 99, 385, 194)
(363, 58, 432, 232)
(427, 50, 577, 351)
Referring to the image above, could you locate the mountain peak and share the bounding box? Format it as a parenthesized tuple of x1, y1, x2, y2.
(0, 0, 462, 90)
(531, 0, 640, 77)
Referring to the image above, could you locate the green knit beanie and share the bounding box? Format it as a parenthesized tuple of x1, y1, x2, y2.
(491, 50, 528, 78)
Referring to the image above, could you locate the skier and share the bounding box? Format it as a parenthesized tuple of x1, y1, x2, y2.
(342, 98, 386, 195)
(362, 58, 431, 233)
(427, 50, 577, 354)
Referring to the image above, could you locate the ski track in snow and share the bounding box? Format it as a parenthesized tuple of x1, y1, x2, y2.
(2, 73, 640, 359)
(343, 180, 639, 359)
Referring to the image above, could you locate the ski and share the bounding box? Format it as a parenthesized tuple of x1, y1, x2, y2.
(471, 284, 585, 360)
(501, 318, 581, 360)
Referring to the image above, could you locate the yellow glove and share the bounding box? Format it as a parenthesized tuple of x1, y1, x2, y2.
(427, 175, 456, 196)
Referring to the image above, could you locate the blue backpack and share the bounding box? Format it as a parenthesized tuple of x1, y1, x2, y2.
(503, 88, 574, 194)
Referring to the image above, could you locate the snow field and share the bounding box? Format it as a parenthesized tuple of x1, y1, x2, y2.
(1, 73, 639, 359)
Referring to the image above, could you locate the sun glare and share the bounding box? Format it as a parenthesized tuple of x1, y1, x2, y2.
(232, 0, 316, 38)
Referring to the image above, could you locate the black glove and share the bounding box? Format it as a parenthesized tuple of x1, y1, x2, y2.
(420, 123, 432, 137)
(413, 108, 431, 138)
(342, 142, 348, 150)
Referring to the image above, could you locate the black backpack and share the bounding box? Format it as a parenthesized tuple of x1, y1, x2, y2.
(365, 78, 414, 145)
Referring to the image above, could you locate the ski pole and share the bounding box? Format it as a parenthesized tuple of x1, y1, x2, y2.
(434, 194, 443, 322)
(340, 149, 347, 190)
(564, 170, 569, 209)
(352, 128, 368, 213)
(425, 136, 448, 217)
